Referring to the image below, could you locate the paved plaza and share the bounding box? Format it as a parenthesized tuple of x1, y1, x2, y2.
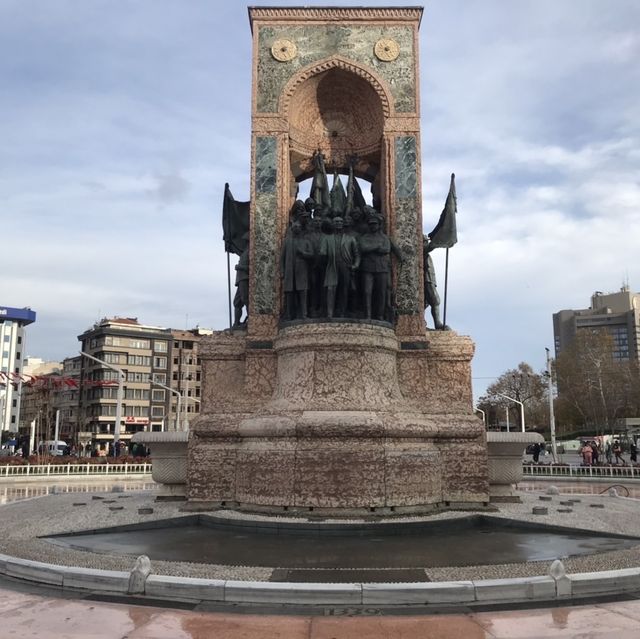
(2, 581, 640, 638)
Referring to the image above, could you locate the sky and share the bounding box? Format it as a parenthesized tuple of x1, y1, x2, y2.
(1, 0, 639, 402)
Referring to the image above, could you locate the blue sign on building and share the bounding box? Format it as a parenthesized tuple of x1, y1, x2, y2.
(0, 306, 36, 325)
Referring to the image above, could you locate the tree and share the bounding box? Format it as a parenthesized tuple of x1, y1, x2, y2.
(479, 362, 547, 431)
(555, 329, 639, 435)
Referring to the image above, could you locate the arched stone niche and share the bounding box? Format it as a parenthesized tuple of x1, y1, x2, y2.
(286, 64, 386, 180)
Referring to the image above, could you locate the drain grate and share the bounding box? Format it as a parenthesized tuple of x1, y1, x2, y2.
(270, 568, 429, 583)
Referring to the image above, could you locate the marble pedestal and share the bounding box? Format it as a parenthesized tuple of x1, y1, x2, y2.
(132, 431, 188, 501)
(486, 431, 544, 502)
(187, 323, 489, 515)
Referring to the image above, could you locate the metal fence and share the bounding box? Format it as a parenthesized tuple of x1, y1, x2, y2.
(0, 463, 151, 478)
(523, 463, 639, 480)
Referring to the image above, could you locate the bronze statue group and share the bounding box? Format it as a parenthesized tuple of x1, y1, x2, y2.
(230, 152, 448, 330)
(281, 197, 402, 323)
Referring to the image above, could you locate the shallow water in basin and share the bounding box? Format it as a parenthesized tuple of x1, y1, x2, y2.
(47, 517, 639, 569)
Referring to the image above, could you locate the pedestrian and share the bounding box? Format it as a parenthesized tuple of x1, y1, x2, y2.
(630, 441, 637, 463)
(532, 442, 541, 463)
(591, 441, 599, 465)
(581, 441, 593, 466)
(605, 441, 613, 465)
(613, 440, 625, 465)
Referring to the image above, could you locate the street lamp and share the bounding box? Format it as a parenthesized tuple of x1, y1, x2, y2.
(475, 407, 486, 427)
(151, 378, 182, 431)
(80, 351, 125, 457)
(545, 347, 558, 462)
(497, 392, 525, 432)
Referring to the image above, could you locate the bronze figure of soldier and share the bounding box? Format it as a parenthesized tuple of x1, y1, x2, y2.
(319, 217, 361, 319)
(423, 235, 444, 329)
(232, 240, 250, 328)
(281, 221, 314, 320)
(359, 214, 393, 321)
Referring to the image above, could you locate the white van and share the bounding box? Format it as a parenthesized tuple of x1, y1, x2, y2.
(38, 440, 68, 456)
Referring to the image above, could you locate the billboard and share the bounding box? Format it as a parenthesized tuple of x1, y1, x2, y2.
(0, 306, 36, 325)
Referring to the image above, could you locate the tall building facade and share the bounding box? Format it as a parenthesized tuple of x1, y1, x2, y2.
(0, 306, 36, 433)
(169, 328, 210, 430)
(77, 318, 173, 453)
(553, 286, 640, 362)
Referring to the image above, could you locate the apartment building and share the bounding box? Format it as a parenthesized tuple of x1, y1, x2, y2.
(553, 286, 640, 362)
(169, 328, 211, 430)
(0, 306, 36, 433)
(77, 317, 173, 453)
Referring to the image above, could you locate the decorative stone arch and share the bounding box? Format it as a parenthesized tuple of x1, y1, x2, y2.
(280, 56, 394, 181)
(279, 55, 394, 120)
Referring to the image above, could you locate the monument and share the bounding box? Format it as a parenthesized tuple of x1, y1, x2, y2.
(187, 6, 490, 514)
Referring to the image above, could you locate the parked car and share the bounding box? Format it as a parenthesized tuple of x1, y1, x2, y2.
(37, 440, 68, 456)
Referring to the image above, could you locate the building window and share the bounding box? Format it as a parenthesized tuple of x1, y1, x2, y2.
(127, 355, 151, 366)
(153, 357, 167, 369)
(151, 406, 165, 417)
(152, 389, 165, 401)
(103, 352, 123, 364)
(130, 339, 150, 349)
(126, 372, 150, 383)
(153, 373, 167, 384)
(154, 341, 168, 353)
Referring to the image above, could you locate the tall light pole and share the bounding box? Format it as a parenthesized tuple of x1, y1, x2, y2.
(545, 347, 558, 462)
(475, 407, 486, 427)
(80, 351, 125, 456)
(151, 378, 181, 431)
(497, 392, 525, 432)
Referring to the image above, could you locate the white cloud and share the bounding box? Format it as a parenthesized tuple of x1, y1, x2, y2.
(1, 0, 639, 408)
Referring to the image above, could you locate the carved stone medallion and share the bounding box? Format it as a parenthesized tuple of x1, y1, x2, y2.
(374, 38, 400, 62)
(271, 39, 297, 62)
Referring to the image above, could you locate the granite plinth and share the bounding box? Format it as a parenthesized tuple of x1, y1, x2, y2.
(188, 324, 489, 515)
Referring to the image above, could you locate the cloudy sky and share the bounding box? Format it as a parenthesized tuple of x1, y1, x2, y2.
(2, 0, 639, 402)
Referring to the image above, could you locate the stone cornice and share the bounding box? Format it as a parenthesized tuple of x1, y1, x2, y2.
(248, 6, 423, 32)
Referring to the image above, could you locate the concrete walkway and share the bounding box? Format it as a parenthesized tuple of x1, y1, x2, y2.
(2, 584, 640, 638)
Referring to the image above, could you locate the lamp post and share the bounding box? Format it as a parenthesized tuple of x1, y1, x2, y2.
(151, 378, 182, 431)
(475, 407, 486, 427)
(497, 392, 525, 432)
(545, 347, 558, 462)
(80, 351, 125, 457)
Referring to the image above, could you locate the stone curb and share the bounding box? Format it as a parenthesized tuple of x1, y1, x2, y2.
(0, 553, 639, 606)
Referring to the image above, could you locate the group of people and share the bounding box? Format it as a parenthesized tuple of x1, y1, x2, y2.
(580, 439, 637, 466)
(280, 197, 402, 322)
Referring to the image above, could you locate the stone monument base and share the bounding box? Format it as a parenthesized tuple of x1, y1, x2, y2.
(187, 323, 489, 516)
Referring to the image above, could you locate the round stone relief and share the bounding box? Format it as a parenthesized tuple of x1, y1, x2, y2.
(271, 39, 297, 62)
(374, 38, 400, 62)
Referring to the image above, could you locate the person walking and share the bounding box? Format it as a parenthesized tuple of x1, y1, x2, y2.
(630, 441, 638, 463)
(613, 440, 625, 465)
(581, 441, 593, 466)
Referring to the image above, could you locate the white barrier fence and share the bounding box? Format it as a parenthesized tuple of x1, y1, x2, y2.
(523, 463, 639, 480)
(0, 463, 151, 479)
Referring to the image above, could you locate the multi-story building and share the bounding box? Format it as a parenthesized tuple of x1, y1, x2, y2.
(77, 317, 173, 453)
(53, 356, 82, 442)
(18, 357, 62, 447)
(553, 286, 640, 362)
(0, 306, 36, 433)
(169, 328, 210, 430)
